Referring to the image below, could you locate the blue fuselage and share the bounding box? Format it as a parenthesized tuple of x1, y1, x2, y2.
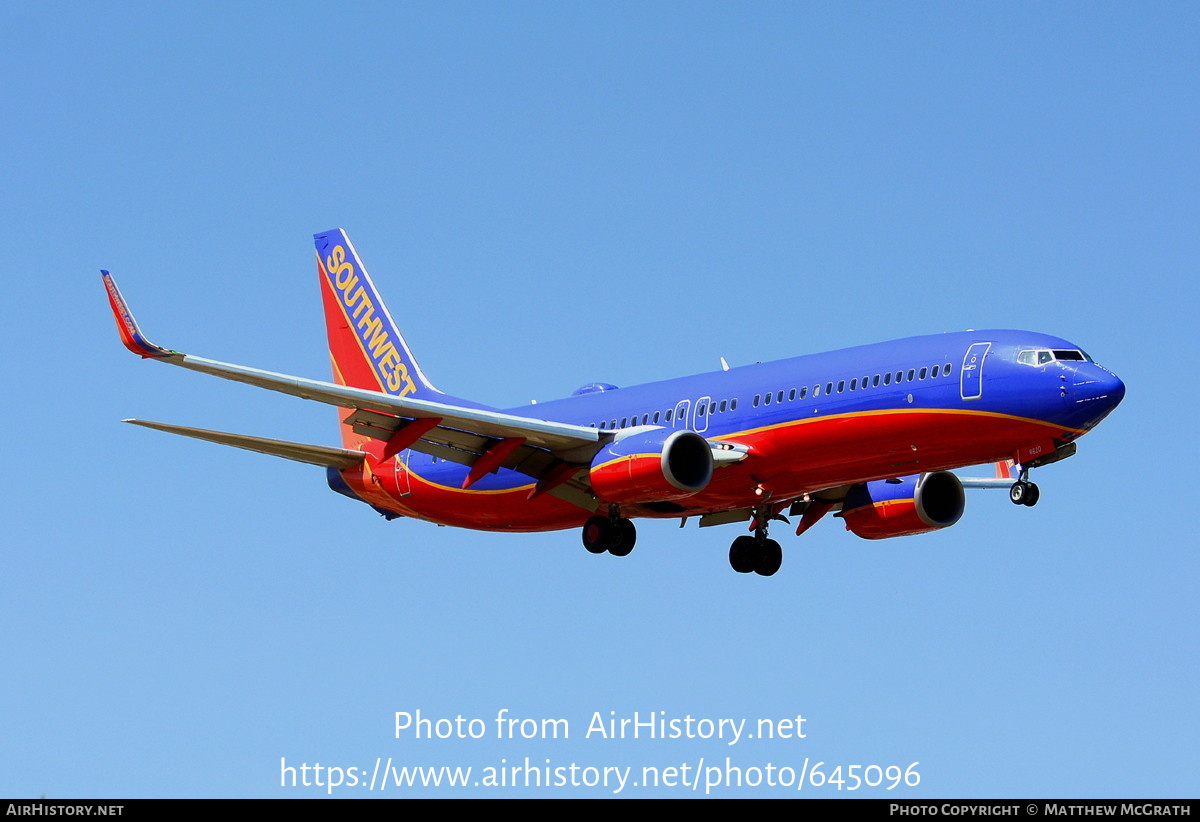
(406, 329, 1124, 499)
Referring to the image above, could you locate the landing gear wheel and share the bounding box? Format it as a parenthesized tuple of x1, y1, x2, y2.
(755, 539, 783, 577)
(582, 515, 612, 554)
(609, 519, 637, 557)
(729, 535, 758, 573)
(1009, 481, 1028, 505)
(1023, 482, 1040, 507)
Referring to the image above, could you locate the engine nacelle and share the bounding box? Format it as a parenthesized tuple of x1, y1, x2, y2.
(589, 428, 713, 504)
(841, 471, 965, 540)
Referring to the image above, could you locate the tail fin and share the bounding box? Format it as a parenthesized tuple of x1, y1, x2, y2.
(314, 229, 440, 401)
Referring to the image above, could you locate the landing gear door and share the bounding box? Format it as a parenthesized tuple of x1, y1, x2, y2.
(960, 342, 991, 401)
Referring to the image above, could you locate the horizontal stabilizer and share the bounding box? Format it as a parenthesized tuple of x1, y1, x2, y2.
(124, 420, 365, 469)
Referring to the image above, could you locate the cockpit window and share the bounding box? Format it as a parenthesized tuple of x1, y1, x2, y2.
(1018, 348, 1094, 366)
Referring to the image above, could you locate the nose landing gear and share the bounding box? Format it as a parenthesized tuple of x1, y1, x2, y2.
(1008, 465, 1040, 507)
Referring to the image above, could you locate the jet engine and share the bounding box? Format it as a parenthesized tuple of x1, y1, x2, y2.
(841, 471, 965, 539)
(589, 428, 713, 504)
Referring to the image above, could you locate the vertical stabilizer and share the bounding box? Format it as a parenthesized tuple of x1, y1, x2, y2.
(314, 229, 440, 400)
(315, 229, 441, 452)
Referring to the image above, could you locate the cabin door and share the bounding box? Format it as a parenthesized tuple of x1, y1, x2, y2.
(960, 342, 992, 400)
(693, 395, 712, 433)
(672, 399, 691, 430)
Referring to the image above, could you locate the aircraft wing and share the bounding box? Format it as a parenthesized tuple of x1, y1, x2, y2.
(102, 271, 605, 459)
(124, 420, 367, 469)
(957, 460, 1019, 489)
(957, 477, 1016, 489)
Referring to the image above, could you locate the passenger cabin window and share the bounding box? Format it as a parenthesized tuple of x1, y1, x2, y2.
(919, 367, 927, 380)
(764, 392, 772, 405)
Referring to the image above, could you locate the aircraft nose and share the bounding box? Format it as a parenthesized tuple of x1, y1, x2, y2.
(1105, 371, 1126, 408)
(1073, 365, 1125, 417)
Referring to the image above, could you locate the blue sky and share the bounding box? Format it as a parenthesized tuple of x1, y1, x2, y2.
(2, 2, 1197, 797)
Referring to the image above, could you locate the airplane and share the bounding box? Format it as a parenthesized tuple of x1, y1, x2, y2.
(103, 228, 1126, 576)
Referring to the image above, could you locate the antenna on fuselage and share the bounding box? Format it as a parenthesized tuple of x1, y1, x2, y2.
(719, 357, 730, 372)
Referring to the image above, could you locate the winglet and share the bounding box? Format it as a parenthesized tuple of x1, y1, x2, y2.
(101, 271, 174, 359)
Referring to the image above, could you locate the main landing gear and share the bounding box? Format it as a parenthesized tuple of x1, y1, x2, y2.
(1009, 466, 1040, 507)
(582, 507, 637, 557)
(728, 507, 784, 577)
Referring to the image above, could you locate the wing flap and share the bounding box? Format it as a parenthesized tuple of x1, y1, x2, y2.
(340, 409, 594, 508)
(345, 408, 573, 486)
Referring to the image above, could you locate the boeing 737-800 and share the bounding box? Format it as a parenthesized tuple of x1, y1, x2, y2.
(103, 229, 1125, 576)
